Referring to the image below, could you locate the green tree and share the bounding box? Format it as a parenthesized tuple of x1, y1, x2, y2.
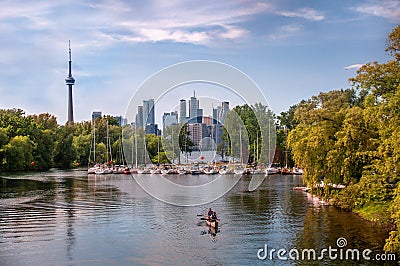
(162, 124, 181, 164)
(288, 89, 358, 192)
(278, 104, 299, 130)
(32, 129, 56, 170)
(54, 126, 77, 169)
(73, 133, 91, 166)
(285, 25, 400, 254)
(0, 128, 8, 147)
(145, 134, 161, 163)
(2, 136, 33, 171)
(30, 113, 58, 131)
(151, 151, 174, 165)
(178, 123, 194, 154)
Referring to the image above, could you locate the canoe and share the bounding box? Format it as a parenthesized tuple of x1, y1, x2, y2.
(206, 219, 218, 228)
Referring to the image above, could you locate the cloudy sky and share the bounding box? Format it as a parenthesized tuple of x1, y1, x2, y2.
(0, 0, 399, 124)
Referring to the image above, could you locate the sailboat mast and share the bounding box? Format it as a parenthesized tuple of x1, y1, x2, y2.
(157, 133, 160, 165)
(93, 120, 96, 164)
(285, 126, 288, 168)
(143, 130, 146, 166)
(268, 117, 271, 167)
(131, 128, 134, 168)
(239, 129, 243, 164)
(106, 120, 109, 163)
(184, 124, 187, 163)
(172, 127, 175, 164)
(135, 124, 138, 168)
(253, 140, 256, 164)
(256, 131, 259, 163)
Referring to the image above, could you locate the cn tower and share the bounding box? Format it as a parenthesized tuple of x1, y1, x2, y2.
(65, 40, 75, 124)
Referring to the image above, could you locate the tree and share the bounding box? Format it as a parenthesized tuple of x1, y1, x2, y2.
(32, 129, 56, 170)
(145, 134, 161, 163)
(30, 113, 58, 131)
(288, 89, 358, 190)
(0, 128, 8, 147)
(386, 24, 400, 61)
(278, 104, 299, 130)
(178, 123, 194, 154)
(151, 151, 174, 165)
(2, 136, 33, 171)
(54, 126, 76, 169)
(285, 25, 400, 254)
(162, 124, 181, 164)
(73, 133, 91, 166)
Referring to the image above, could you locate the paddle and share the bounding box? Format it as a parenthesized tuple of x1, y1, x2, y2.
(200, 217, 219, 222)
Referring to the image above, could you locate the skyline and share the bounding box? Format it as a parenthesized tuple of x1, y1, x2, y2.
(0, 1, 399, 124)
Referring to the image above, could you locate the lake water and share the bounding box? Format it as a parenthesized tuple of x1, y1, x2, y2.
(0, 169, 397, 265)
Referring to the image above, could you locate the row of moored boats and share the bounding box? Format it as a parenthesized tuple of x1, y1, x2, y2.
(88, 164, 303, 176)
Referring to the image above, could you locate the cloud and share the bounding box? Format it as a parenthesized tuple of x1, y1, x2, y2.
(354, 0, 400, 21)
(278, 8, 325, 21)
(268, 24, 303, 41)
(0, 0, 268, 50)
(344, 64, 364, 70)
(80, 0, 270, 46)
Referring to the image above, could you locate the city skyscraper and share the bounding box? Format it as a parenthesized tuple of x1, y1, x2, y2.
(65, 40, 75, 124)
(162, 111, 178, 133)
(143, 99, 155, 126)
(92, 111, 102, 121)
(221, 101, 229, 123)
(196, 108, 203, 123)
(212, 101, 229, 124)
(189, 91, 199, 123)
(179, 99, 187, 124)
(136, 105, 143, 127)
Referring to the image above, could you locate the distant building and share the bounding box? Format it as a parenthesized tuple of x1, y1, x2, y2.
(136, 106, 143, 128)
(196, 108, 203, 123)
(143, 99, 155, 126)
(213, 106, 222, 124)
(135, 99, 159, 134)
(145, 124, 158, 135)
(92, 111, 102, 121)
(189, 91, 199, 124)
(202, 116, 213, 126)
(179, 99, 187, 124)
(114, 116, 127, 127)
(212, 124, 223, 145)
(162, 111, 178, 132)
(221, 101, 229, 123)
(212, 101, 229, 124)
(188, 123, 208, 150)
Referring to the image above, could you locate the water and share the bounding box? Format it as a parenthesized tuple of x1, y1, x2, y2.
(0, 169, 397, 265)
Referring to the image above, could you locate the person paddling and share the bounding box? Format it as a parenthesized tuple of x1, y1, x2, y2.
(207, 208, 213, 219)
(211, 211, 218, 221)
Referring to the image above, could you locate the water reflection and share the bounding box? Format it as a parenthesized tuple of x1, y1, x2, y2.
(0, 170, 396, 265)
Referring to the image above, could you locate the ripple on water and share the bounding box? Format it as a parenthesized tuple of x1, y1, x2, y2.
(0, 172, 395, 266)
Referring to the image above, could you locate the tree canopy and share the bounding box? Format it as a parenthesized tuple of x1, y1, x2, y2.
(287, 25, 400, 255)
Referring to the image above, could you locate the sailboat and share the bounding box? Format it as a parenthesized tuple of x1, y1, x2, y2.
(88, 120, 99, 174)
(130, 124, 138, 174)
(265, 115, 280, 176)
(95, 120, 113, 175)
(113, 136, 130, 174)
(234, 129, 245, 175)
(280, 126, 292, 175)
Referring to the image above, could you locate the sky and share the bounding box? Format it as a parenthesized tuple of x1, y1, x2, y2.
(0, 0, 399, 125)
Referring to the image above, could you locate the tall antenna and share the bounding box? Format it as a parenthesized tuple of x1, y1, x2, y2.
(65, 40, 75, 124)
